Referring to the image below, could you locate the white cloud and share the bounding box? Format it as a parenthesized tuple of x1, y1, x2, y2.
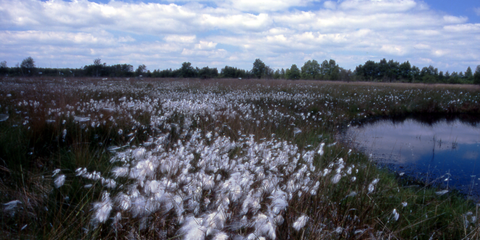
(443, 23, 480, 32)
(323, 1, 337, 10)
(0, 30, 134, 47)
(164, 35, 197, 43)
(200, 13, 273, 32)
(443, 15, 468, 24)
(0, 0, 479, 72)
(338, 0, 418, 13)
(474, 7, 480, 16)
(194, 41, 217, 50)
(219, 0, 313, 12)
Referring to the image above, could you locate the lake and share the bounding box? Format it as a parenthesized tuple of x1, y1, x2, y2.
(343, 115, 480, 197)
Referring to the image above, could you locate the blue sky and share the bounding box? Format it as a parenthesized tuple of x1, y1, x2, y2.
(1, 0, 480, 73)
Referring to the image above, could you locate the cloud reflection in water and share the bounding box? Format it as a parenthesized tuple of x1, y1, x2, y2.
(346, 118, 480, 197)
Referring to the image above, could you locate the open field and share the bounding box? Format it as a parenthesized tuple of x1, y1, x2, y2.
(1, 77, 480, 239)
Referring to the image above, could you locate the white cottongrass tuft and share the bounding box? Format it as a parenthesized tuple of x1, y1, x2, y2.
(317, 143, 325, 155)
(253, 213, 276, 239)
(92, 192, 113, 224)
(75, 167, 87, 176)
(111, 166, 129, 178)
(54, 174, 66, 188)
(346, 191, 357, 198)
(213, 232, 228, 240)
(331, 173, 342, 184)
(392, 208, 399, 221)
(293, 127, 302, 136)
(52, 169, 61, 177)
(368, 178, 380, 194)
(179, 216, 206, 240)
(293, 215, 309, 231)
(3, 200, 22, 215)
(435, 190, 449, 196)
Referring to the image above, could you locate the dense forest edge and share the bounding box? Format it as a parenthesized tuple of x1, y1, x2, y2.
(1, 57, 480, 84)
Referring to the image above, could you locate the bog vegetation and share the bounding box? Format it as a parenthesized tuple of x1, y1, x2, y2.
(1, 77, 480, 239)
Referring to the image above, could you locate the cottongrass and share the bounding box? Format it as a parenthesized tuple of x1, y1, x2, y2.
(92, 192, 113, 224)
(392, 209, 399, 222)
(74, 129, 358, 238)
(3, 200, 22, 216)
(368, 178, 380, 194)
(293, 215, 309, 231)
(54, 174, 66, 188)
(436, 189, 449, 196)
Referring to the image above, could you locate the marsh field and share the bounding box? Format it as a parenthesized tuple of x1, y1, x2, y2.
(1, 77, 480, 239)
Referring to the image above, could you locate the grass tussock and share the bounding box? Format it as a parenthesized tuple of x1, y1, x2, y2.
(0, 77, 479, 239)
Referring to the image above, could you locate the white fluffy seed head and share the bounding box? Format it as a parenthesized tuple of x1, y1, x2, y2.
(52, 169, 61, 177)
(92, 192, 112, 224)
(368, 183, 375, 193)
(293, 215, 309, 231)
(392, 208, 399, 221)
(54, 174, 66, 188)
(331, 173, 341, 184)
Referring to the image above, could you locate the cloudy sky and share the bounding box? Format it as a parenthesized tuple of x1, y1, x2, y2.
(1, 0, 480, 72)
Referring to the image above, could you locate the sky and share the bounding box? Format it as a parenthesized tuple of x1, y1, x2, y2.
(1, 0, 480, 73)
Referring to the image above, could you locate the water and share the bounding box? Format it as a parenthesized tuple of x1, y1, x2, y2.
(344, 116, 480, 197)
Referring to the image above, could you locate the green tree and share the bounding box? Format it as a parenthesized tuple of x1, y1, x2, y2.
(221, 66, 246, 78)
(84, 59, 105, 77)
(179, 62, 196, 78)
(465, 66, 473, 81)
(339, 68, 353, 82)
(399, 61, 412, 81)
(385, 59, 399, 82)
(438, 71, 445, 83)
(135, 64, 147, 76)
(410, 66, 420, 82)
(252, 59, 266, 79)
(301, 60, 320, 79)
(320, 60, 330, 79)
(21, 56, 35, 69)
(421, 65, 438, 83)
(378, 58, 388, 79)
(0, 61, 6, 76)
(449, 71, 460, 84)
(110, 64, 133, 77)
(286, 64, 301, 80)
(273, 69, 280, 79)
(280, 68, 286, 79)
(264, 66, 274, 79)
(21, 57, 36, 76)
(328, 59, 340, 80)
(474, 65, 480, 84)
(198, 66, 218, 79)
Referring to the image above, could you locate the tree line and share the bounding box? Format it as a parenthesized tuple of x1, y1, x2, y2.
(1, 57, 479, 84)
(355, 58, 480, 84)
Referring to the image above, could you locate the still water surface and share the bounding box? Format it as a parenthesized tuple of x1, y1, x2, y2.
(344, 117, 480, 197)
